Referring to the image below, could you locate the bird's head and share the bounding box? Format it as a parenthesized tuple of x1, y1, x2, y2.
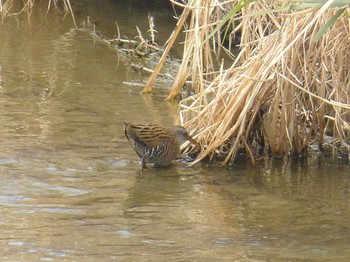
(171, 126, 199, 147)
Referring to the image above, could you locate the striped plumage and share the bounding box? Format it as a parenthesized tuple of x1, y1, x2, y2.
(124, 122, 198, 169)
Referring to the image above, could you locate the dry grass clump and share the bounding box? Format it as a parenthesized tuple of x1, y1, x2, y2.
(144, 0, 350, 165)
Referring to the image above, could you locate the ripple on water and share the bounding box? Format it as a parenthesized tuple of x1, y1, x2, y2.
(115, 230, 136, 238)
(32, 207, 84, 214)
(0, 158, 19, 165)
(13, 207, 84, 215)
(30, 181, 90, 196)
(8, 241, 26, 247)
(8, 241, 68, 259)
(0, 194, 32, 207)
(49, 185, 90, 197)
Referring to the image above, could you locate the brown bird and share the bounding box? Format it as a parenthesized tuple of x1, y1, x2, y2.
(124, 122, 199, 170)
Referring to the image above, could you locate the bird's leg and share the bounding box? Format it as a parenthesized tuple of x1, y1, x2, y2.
(141, 156, 147, 171)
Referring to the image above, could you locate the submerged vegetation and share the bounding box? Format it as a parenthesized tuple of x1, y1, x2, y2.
(144, 0, 350, 165)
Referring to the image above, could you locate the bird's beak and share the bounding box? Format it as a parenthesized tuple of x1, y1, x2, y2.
(187, 135, 200, 148)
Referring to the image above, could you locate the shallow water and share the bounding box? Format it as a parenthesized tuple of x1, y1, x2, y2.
(0, 1, 349, 261)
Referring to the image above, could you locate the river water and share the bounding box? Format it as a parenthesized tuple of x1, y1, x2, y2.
(0, 1, 349, 261)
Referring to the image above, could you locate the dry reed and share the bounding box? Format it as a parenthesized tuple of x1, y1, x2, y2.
(145, 0, 350, 165)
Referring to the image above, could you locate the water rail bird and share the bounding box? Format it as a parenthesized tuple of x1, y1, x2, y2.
(124, 122, 199, 170)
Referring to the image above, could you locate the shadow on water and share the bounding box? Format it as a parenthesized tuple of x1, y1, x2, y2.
(0, 1, 349, 261)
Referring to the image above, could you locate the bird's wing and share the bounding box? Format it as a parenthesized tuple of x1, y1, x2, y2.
(124, 122, 170, 148)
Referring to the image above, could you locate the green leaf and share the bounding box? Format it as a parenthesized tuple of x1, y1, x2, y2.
(291, 0, 350, 8)
(312, 7, 347, 42)
(204, 0, 257, 45)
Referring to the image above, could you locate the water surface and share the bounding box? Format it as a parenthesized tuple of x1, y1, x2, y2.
(0, 2, 349, 261)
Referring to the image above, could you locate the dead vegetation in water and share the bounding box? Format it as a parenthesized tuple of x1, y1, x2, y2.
(101, 14, 162, 57)
(144, 0, 350, 165)
(83, 15, 181, 88)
